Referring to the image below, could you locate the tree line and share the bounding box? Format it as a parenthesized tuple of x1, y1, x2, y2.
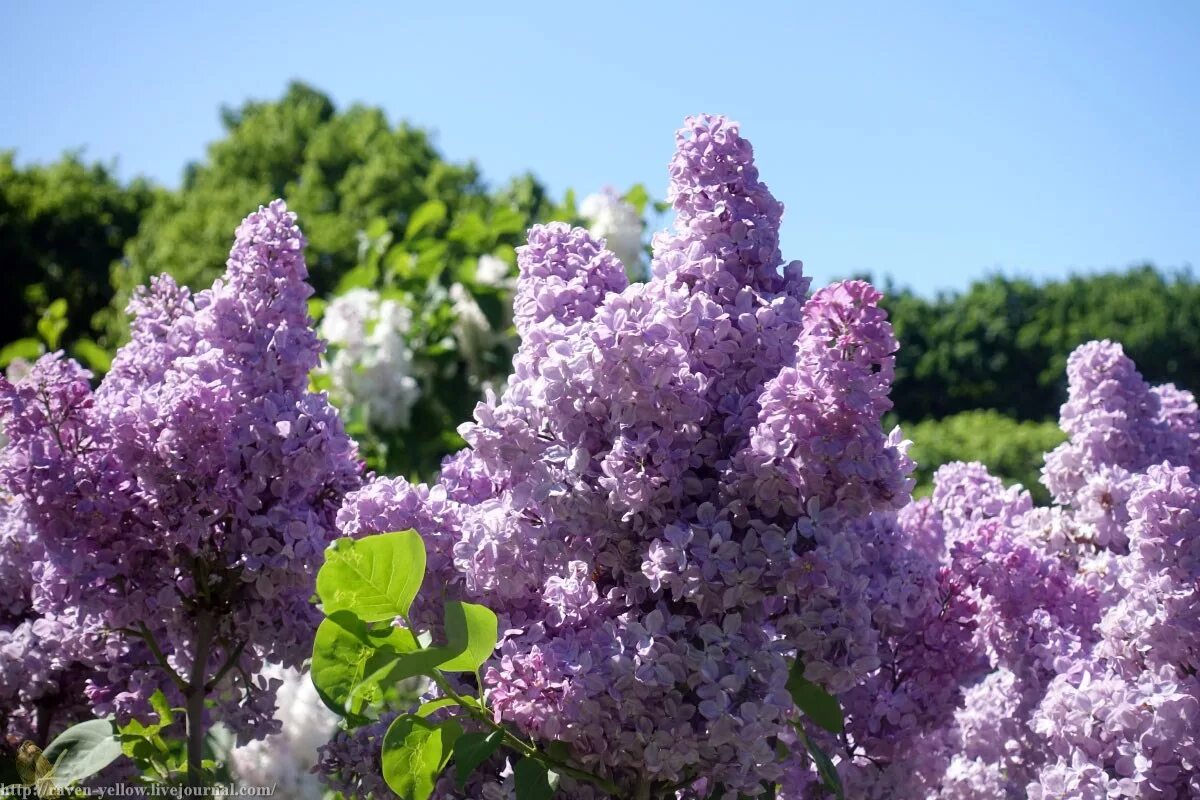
(3, 81, 1197, 495)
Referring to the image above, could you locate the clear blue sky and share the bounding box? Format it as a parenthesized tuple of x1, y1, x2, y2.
(2, 1, 1198, 295)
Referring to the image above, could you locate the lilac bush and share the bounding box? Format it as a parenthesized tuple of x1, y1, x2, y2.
(777, 344, 1199, 799)
(315, 123, 1199, 795)
(855, 341, 1200, 800)
(324, 115, 915, 798)
(2, 110, 1196, 800)
(0, 201, 362, 780)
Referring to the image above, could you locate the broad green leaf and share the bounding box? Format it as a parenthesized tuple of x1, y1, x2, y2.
(544, 741, 571, 762)
(415, 698, 458, 718)
(622, 183, 650, 215)
(307, 296, 327, 322)
(447, 211, 489, 248)
(381, 715, 462, 800)
(452, 730, 504, 789)
(488, 206, 526, 237)
(117, 733, 160, 763)
(513, 758, 557, 800)
(148, 690, 174, 727)
(794, 724, 844, 800)
(435, 600, 498, 673)
(317, 531, 426, 622)
(312, 613, 373, 716)
(349, 634, 461, 700)
(364, 216, 391, 240)
(42, 719, 123, 788)
(786, 659, 844, 735)
(335, 262, 380, 294)
(0, 338, 43, 367)
(71, 339, 112, 373)
(405, 200, 448, 242)
(38, 319, 67, 350)
(312, 611, 421, 716)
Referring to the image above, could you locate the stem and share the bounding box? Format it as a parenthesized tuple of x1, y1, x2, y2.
(205, 639, 247, 692)
(185, 614, 215, 788)
(117, 624, 188, 693)
(33, 698, 54, 748)
(429, 672, 623, 796)
(633, 775, 652, 800)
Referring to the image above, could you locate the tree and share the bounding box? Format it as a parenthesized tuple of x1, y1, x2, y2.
(904, 410, 1065, 503)
(882, 267, 1200, 421)
(105, 81, 551, 344)
(0, 152, 155, 348)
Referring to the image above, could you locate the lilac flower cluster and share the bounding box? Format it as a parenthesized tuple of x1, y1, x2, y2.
(0, 492, 93, 744)
(774, 338, 1200, 799)
(0, 201, 361, 743)
(315, 712, 398, 800)
(868, 341, 1200, 799)
(1029, 462, 1200, 799)
(327, 116, 914, 797)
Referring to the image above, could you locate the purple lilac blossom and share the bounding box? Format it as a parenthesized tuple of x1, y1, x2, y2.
(895, 344, 1200, 800)
(0, 493, 94, 745)
(328, 115, 913, 798)
(0, 201, 362, 744)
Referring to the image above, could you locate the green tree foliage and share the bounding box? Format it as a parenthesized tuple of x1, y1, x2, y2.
(106, 81, 551, 343)
(0, 152, 155, 346)
(883, 267, 1200, 421)
(905, 410, 1066, 504)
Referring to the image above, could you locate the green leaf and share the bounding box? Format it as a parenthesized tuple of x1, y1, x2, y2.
(434, 600, 498, 673)
(42, 719, 123, 788)
(317, 531, 427, 622)
(488, 206, 526, 237)
(307, 296, 328, 322)
(0, 338, 43, 367)
(70, 339, 112, 373)
(37, 299, 69, 350)
(513, 758, 557, 800)
(312, 611, 421, 716)
(452, 730, 504, 789)
(311, 613, 372, 716)
(447, 211, 489, 248)
(381, 715, 462, 800)
(622, 183, 650, 215)
(405, 200, 448, 242)
(415, 698, 458, 718)
(335, 262, 380, 294)
(794, 724, 844, 800)
(786, 659, 844, 734)
(364, 216, 391, 241)
(148, 690, 174, 728)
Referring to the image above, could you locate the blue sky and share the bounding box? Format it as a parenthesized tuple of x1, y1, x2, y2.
(2, 1, 1198, 295)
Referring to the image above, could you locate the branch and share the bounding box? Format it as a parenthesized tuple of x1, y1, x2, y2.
(118, 624, 187, 693)
(204, 639, 247, 693)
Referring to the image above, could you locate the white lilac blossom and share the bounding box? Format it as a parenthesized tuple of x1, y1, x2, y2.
(229, 664, 338, 800)
(579, 188, 644, 275)
(0, 201, 362, 745)
(327, 116, 914, 798)
(448, 281, 497, 380)
(318, 287, 421, 431)
(474, 254, 516, 290)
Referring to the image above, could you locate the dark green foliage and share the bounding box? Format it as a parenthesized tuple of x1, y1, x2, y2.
(0, 152, 155, 346)
(105, 81, 551, 344)
(905, 410, 1066, 504)
(882, 267, 1200, 421)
